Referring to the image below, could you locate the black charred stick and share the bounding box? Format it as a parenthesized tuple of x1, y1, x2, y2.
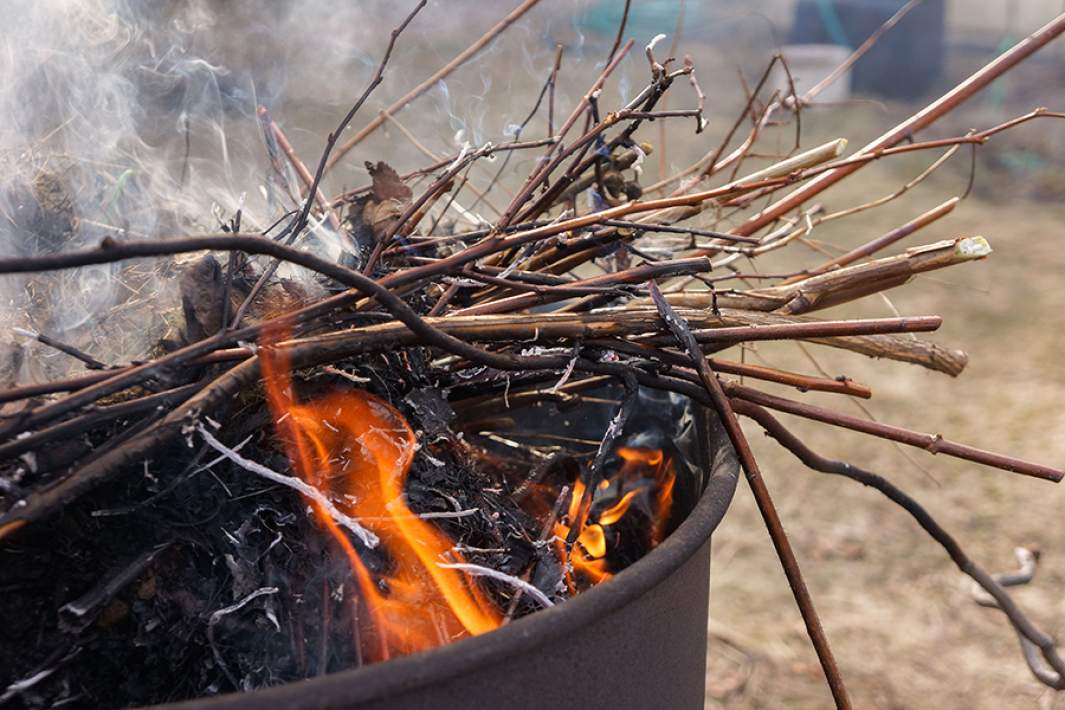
(503, 484, 570, 622)
(319, 576, 332, 676)
(648, 280, 852, 710)
(14, 328, 108, 370)
(218, 209, 242, 332)
(563, 373, 638, 550)
(0, 382, 202, 460)
(58, 542, 171, 633)
(616, 109, 702, 122)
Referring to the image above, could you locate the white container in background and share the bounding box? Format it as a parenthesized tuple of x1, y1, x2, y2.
(772, 43, 853, 104)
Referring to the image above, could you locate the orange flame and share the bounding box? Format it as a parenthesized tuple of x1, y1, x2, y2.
(553, 446, 677, 592)
(260, 329, 677, 662)
(260, 335, 501, 663)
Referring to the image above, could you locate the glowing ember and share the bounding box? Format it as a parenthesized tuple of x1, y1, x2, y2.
(553, 447, 677, 593)
(261, 333, 677, 663)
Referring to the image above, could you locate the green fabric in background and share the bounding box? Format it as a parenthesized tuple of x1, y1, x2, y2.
(578, 1, 707, 42)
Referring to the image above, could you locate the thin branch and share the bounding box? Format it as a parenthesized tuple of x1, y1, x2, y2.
(294, 0, 428, 235)
(604, 0, 632, 66)
(794, 197, 959, 281)
(12, 328, 108, 371)
(734, 400, 1065, 690)
(648, 281, 853, 709)
(260, 108, 342, 233)
(800, 0, 925, 103)
(324, 0, 542, 173)
(728, 382, 1064, 482)
(733, 10, 1065, 238)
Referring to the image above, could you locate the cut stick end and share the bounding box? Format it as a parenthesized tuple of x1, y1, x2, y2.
(955, 235, 992, 260)
(646, 33, 668, 54)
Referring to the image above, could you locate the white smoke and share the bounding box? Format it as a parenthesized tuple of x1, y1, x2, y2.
(0, 0, 599, 385)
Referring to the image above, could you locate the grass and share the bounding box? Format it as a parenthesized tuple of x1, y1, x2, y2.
(704, 131, 1065, 708)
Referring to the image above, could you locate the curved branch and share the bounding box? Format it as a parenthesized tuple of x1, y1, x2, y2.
(733, 400, 1065, 690)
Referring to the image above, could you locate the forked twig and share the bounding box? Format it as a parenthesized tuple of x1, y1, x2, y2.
(734, 400, 1065, 691)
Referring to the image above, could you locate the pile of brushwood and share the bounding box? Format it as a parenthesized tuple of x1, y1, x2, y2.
(2, 2, 1065, 707)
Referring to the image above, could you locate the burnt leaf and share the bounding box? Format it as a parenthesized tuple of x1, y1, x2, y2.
(406, 387, 457, 440)
(531, 547, 564, 600)
(362, 160, 412, 242)
(367, 160, 412, 203)
(179, 254, 225, 343)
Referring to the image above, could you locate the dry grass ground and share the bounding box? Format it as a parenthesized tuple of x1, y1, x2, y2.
(703, 122, 1065, 709)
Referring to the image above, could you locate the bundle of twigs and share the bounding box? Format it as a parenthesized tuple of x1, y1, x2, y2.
(3, 2, 1065, 705)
